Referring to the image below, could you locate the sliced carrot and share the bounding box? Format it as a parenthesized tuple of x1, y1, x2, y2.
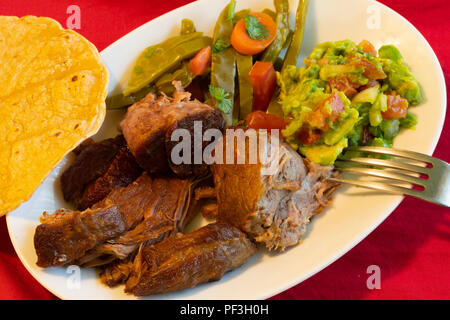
(189, 46, 212, 76)
(249, 61, 277, 112)
(230, 12, 277, 55)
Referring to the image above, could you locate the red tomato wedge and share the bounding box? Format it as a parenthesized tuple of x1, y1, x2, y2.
(189, 46, 212, 76)
(245, 111, 286, 132)
(352, 57, 386, 80)
(382, 94, 408, 119)
(359, 40, 377, 57)
(329, 76, 359, 98)
(296, 126, 322, 145)
(359, 79, 379, 91)
(230, 12, 277, 55)
(249, 61, 277, 112)
(308, 92, 345, 130)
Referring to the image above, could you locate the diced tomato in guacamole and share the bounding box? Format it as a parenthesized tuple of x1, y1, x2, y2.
(308, 92, 345, 130)
(382, 94, 408, 119)
(278, 40, 422, 165)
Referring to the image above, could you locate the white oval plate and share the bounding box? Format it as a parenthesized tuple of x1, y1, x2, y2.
(6, 0, 446, 300)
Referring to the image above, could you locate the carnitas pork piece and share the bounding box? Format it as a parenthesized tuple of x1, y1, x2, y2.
(125, 222, 257, 296)
(119, 81, 225, 178)
(211, 129, 340, 250)
(80, 176, 195, 268)
(60, 135, 142, 210)
(34, 173, 195, 268)
(34, 205, 126, 268)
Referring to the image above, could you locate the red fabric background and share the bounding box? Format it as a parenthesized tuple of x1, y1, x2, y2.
(0, 0, 448, 300)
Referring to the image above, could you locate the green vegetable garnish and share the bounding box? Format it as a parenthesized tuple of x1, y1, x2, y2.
(227, 0, 236, 21)
(211, 1, 237, 124)
(212, 38, 231, 53)
(244, 15, 270, 41)
(209, 84, 233, 114)
(144, 48, 156, 58)
(133, 66, 143, 74)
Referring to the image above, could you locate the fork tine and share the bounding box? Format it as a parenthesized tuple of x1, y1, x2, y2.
(337, 167, 426, 187)
(346, 146, 434, 164)
(336, 158, 431, 175)
(328, 177, 423, 198)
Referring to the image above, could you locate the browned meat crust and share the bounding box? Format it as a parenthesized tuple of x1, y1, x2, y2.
(201, 203, 218, 219)
(194, 186, 216, 201)
(119, 84, 225, 178)
(92, 173, 155, 230)
(60, 135, 142, 210)
(212, 129, 340, 250)
(125, 222, 257, 296)
(83, 177, 194, 268)
(100, 177, 206, 287)
(34, 204, 126, 267)
(101, 258, 135, 287)
(35, 173, 197, 269)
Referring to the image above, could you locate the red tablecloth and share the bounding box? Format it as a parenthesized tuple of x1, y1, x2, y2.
(0, 0, 448, 300)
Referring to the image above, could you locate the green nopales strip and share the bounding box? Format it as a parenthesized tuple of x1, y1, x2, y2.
(210, 1, 237, 125)
(262, 0, 290, 64)
(283, 0, 309, 69)
(236, 52, 253, 119)
(124, 32, 211, 96)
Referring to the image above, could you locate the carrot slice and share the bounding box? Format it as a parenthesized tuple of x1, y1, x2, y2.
(230, 12, 277, 55)
(189, 46, 212, 76)
(249, 61, 277, 112)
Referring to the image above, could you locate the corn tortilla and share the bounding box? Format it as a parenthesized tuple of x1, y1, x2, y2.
(0, 16, 109, 216)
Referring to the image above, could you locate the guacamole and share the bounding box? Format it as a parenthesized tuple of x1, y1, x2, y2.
(278, 40, 422, 165)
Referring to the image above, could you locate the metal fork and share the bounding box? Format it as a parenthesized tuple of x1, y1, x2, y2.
(328, 146, 450, 207)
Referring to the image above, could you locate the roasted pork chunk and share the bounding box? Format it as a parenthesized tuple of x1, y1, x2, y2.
(34, 205, 126, 268)
(211, 129, 340, 250)
(60, 135, 142, 210)
(119, 82, 225, 178)
(34, 173, 195, 268)
(125, 222, 257, 296)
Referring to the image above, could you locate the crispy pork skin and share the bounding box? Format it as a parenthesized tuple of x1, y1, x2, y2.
(60, 135, 142, 210)
(125, 222, 256, 296)
(119, 83, 225, 178)
(211, 129, 340, 250)
(34, 205, 126, 267)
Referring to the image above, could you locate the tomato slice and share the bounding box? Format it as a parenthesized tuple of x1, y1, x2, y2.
(359, 79, 379, 91)
(352, 57, 386, 80)
(189, 46, 212, 76)
(317, 57, 329, 66)
(308, 92, 345, 130)
(359, 40, 377, 57)
(249, 61, 277, 112)
(382, 95, 408, 119)
(329, 76, 359, 98)
(245, 111, 286, 132)
(296, 126, 322, 145)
